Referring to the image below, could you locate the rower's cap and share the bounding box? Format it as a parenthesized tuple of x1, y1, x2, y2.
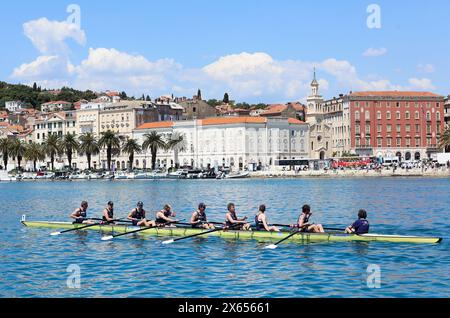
(137, 201, 144, 207)
(198, 203, 206, 209)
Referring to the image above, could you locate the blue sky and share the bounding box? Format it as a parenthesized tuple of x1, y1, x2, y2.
(0, 0, 449, 103)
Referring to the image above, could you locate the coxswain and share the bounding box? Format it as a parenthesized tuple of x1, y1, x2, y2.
(345, 209, 370, 234)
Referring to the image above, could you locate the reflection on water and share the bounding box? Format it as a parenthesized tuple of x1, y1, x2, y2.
(0, 178, 449, 297)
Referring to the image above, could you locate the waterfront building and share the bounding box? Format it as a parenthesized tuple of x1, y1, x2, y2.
(445, 95, 450, 128)
(133, 117, 309, 171)
(306, 70, 333, 160)
(176, 96, 217, 120)
(345, 91, 445, 160)
(5, 101, 25, 112)
(41, 101, 72, 112)
(322, 95, 351, 157)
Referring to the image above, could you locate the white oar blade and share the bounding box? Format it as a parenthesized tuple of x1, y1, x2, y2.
(101, 236, 114, 241)
(162, 239, 175, 245)
(50, 232, 61, 236)
(264, 244, 278, 250)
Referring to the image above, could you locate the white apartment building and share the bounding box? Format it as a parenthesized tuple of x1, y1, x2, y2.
(41, 101, 72, 112)
(132, 117, 309, 171)
(5, 101, 25, 112)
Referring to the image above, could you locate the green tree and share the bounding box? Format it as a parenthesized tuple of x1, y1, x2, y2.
(439, 127, 450, 152)
(0, 138, 11, 170)
(60, 133, 79, 170)
(78, 133, 100, 171)
(166, 132, 187, 169)
(24, 142, 45, 172)
(122, 138, 142, 171)
(142, 131, 166, 170)
(43, 134, 62, 171)
(98, 130, 122, 171)
(10, 139, 27, 171)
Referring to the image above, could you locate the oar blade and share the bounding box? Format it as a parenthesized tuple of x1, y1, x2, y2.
(50, 232, 61, 236)
(101, 235, 114, 241)
(264, 244, 278, 250)
(162, 239, 175, 245)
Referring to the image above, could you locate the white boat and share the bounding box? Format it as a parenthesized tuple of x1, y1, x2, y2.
(167, 169, 188, 179)
(224, 171, 250, 179)
(87, 173, 102, 180)
(113, 172, 129, 180)
(69, 172, 89, 180)
(35, 172, 55, 180)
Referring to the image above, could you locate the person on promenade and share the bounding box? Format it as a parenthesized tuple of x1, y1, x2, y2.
(291, 204, 325, 233)
(155, 204, 178, 227)
(345, 209, 370, 234)
(102, 201, 115, 224)
(255, 204, 280, 232)
(70, 201, 94, 224)
(225, 203, 252, 231)
(127, 201, 156, 227)
(190, 203, 215, 229)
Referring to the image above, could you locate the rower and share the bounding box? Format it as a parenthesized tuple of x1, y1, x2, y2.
(70, 201, 94, 224)
(128, 201, 156, 227)
(255, 204, 279, 232)
(345, 209, 370, 234)
(291, 204, 324, 233)
(225, 203, 251, 231)
(190, 203, 215, 229)
(155, 204, 177, 227)
(102, 201, 115, 224)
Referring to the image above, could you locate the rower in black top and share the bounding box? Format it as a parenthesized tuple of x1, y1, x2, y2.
(190, 203, 215, 229)
(102, 201, 115, 224)
(291, 204, 324, 233)
(127, 201, 156, 227)
(225, 203, 251, 231)
(70, 201, 94, 224)
(254, 204, 280, 232)
(155, 204, 177, 227)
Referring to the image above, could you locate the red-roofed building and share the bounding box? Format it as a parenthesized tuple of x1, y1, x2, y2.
(261, 102, 306, 121)
(41, 101, 73, 112)
(134, 117, 309, 171)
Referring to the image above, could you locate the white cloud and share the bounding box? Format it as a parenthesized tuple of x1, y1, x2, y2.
(408, 78, 436, 90)
(363, 47, 387, 57)
(23, 18, 86, 54)
(417, 64, 435, 73)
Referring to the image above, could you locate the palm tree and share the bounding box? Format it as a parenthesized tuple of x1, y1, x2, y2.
(43, 134, 62, 171)
(0, 138, 11, 170)
(166, 132, 187, 169)
(24, 142, 45, 172)
(439, 127, 450, 152)
(10, 139, 27, 171)
(142, 131, 166, 170)
(98, 130, 122, 171)
(60, 133, 79, 170)
(122, 138, 141, 171)
(78, 133, 100, 171)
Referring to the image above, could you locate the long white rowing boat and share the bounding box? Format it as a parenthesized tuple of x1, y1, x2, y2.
(21, 216, 442, 244)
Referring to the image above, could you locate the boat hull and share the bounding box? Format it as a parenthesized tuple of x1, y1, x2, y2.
(21, 221, 442, 244)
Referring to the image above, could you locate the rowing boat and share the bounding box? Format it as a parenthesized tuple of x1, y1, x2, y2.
(20, 217, 442, 244)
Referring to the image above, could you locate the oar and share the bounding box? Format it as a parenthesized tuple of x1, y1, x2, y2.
(162, 222, 242, 245)
(101, 219, 185, 241)
(50, 218, 125, 236)
(264, 229, 303, 249)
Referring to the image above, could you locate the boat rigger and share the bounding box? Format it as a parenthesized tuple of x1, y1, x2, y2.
(21, 218, 443, 244)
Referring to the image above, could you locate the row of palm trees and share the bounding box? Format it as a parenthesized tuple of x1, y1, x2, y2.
(0, 130, 187, 172)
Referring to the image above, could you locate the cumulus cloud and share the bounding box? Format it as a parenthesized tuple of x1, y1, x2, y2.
(363, 47, 388, 57)
(23, 17, 86, 54)
(408, 78, 436, 90)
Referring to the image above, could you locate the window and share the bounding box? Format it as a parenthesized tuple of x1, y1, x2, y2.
(387, 125, 392, 133)
(406, 124, 411, 133)
(415, 102, 419, 108)
(396, 112, 401, 120)
(355, 111, 360, 121)
(427, 137, 432, 146)
(405, 111, 410, 119)
(406, 102, 410, 108)
(355, 125, 360, 134)
(427, 124, 431, 134)
(396, 102, 400, 108)
(377, 138, 382, 147)
(387, 111, 391, 120)
(355, 138, 361, 147)
(365, 125, 370, 134)
(437, 102, 440, 108)
(415, 111, 420, 119)
(365, 111, 370, 120)
(396, 124, 401, 133)
(396, 137, 402, 147)
(436, 112, 441, 121)
(365, 137, 371, 146)
(377, 111, 381, 120)
(387, 138, 392, 147)
(37, 133, 40, 139)
(406, 138, 411, 147)
(415, 138, 421, 147)
(377, 125, 382, 133)
(415, 124, 420, 133)
(426, 112, 431, 120)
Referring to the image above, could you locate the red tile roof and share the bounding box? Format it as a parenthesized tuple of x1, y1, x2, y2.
(350, 91, 441, 97)
(200, 117, 267, 126)
(136, 121, 174, 129)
